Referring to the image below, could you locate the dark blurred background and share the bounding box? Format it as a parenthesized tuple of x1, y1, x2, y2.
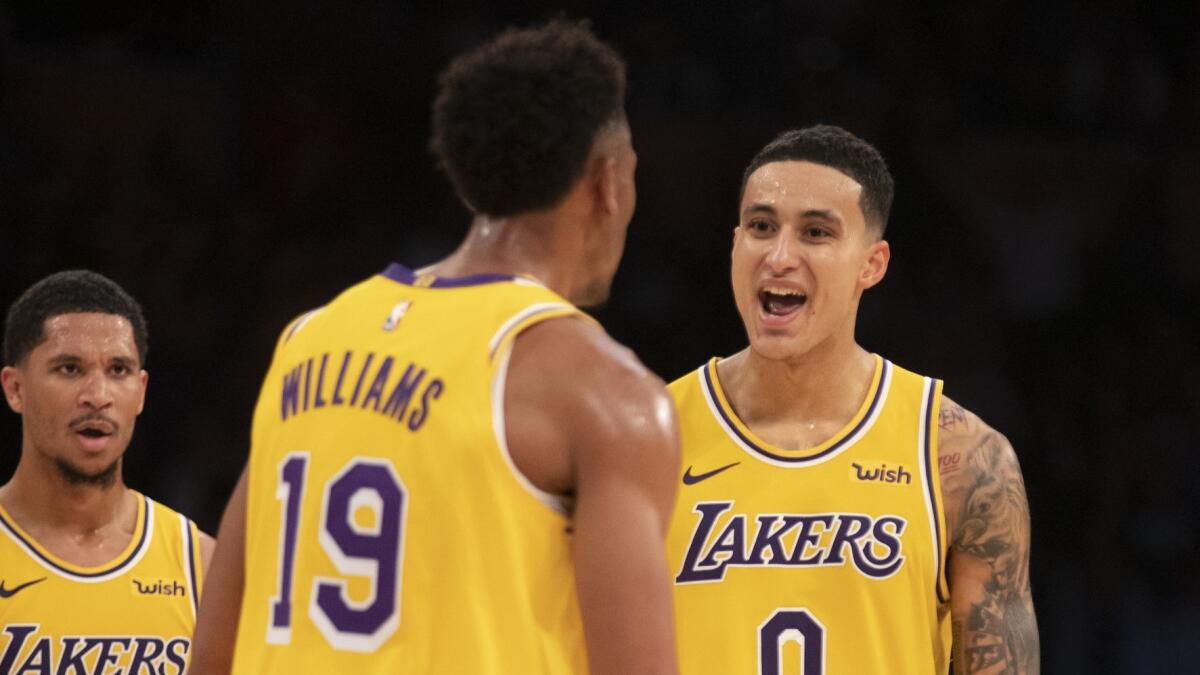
(2, 1, 1197, 672)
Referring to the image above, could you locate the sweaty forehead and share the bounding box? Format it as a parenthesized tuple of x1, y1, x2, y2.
(38, 313, 138, 360)
(741, 160, 864, 215)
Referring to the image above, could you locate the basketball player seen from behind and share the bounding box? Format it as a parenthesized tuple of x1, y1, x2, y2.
(666, 126, 1039, 673)
(0, 270, 213, 674)
(190, 20, 680, 675)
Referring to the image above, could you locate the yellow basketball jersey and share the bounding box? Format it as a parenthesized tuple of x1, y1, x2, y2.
(233, 263, 590, 674)
(666, 355, 951, 675)
(0, 493, 204, 674)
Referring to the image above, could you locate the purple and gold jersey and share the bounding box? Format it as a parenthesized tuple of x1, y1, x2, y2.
(0, 494, 203, 674)
(232, 263, 590, 674)
(666, 356, 952, 674)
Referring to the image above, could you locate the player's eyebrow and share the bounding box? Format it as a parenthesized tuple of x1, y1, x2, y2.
(742, 203, 840, 223)
(108, 355, 138, 369)
(742, 202, 778, 218)
(797, 208, 839, 223)
(45, 353, 138, 368)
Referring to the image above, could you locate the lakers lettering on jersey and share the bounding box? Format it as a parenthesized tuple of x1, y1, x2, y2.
(0, 494, 203, 675)
(233, 263, 589, 673)
(667, 356, 952, 675)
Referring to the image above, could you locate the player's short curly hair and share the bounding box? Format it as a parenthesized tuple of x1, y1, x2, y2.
(741, 125, 895, 235)
(3, 270, 148, 366)
(431, 19, 627, 217)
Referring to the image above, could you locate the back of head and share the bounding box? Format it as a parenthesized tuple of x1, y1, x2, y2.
(3, 270, 148, 367)
(741, 125, 894, 235)
(431, 18, 627, 217)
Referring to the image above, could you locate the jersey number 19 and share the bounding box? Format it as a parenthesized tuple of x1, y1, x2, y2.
(266, 453, 407, 652)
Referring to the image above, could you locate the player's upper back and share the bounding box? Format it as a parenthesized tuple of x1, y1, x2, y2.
(256, 263, 587, 448)
(236, 264, 590, 673)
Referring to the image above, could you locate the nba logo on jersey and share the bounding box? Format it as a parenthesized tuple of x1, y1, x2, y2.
(382, 301, 411, 332)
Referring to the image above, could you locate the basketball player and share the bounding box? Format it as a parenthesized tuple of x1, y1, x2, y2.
(189, 19, 680, 675)
(667, 126, 1039, 673)
(0, 270, 214, 674)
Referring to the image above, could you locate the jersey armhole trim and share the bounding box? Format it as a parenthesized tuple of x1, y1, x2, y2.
(281, 307, 324, 346)
(488, 302, 588, 361)
(918, 377, 950, 604)
(180, 513, 200, 616)
(491, 340, 571, 517)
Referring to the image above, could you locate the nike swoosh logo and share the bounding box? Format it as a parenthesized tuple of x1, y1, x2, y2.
(682, 462, 740, 485)
(0, 577, 46, 598)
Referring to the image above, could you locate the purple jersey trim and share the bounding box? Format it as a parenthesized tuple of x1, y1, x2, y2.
(0, 495, 151, 579)
(922, 379, 948, 604)
(702, 358, 891, 465)
(185, 518, 199, 612)
(381, 263, 517, 288)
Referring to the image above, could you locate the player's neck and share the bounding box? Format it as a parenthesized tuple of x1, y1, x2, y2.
(428, 213, 588, 300)
(720, 336, 875, 431)
(0, 454, 132, 537)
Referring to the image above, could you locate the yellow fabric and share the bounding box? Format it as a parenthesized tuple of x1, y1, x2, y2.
(0, 493, 202, 674)
(666, 356, 952, 674)
(233, 266, 590, 674)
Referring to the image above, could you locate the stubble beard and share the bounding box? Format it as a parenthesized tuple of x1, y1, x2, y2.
(55, 457, 120, 488)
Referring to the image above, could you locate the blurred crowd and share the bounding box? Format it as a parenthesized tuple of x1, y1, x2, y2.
(2, 2, 1197, 672)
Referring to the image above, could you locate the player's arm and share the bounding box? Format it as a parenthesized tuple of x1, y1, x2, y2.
(198, 530, 216, 576)
(938, 397, 1040, 674)
(506, 318, 680, 675)
(188, 466, 248, 675)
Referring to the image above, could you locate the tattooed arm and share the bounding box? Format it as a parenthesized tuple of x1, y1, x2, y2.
(938, 397, 1039, 674)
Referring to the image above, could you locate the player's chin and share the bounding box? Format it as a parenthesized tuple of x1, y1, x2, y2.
(55, 455, 121, 487)
(747, 329, 809, 361)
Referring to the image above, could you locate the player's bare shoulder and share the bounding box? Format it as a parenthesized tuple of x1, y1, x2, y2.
(502, 315, 679, 502)
(508, 315, 677, 442)
(936, 396, 1028, 550)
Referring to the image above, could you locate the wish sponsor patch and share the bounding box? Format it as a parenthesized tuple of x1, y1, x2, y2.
(849, 460, 912, 486)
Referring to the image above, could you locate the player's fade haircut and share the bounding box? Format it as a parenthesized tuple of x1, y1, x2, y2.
(3, 270, 149, 366)
(431, 18, 627, 217)
(741, 125, 895, 235)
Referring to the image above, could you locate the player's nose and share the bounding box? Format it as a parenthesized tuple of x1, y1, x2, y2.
(764, 230, 802, 274)
(76, 371, 114, 409)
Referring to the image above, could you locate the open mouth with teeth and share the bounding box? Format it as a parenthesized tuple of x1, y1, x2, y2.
(759, 286, 808, 318)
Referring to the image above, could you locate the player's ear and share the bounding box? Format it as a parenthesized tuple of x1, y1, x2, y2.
(860, 238, 890, 290)
(593, 152, 620, 216)
(1, 366, 24, 414)
(136, 369, 149, 415)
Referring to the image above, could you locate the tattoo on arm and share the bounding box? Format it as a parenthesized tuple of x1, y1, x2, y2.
(939, 403, 967, 430)
(949, 431, 1039, 674)
(940, 451, 962, 475)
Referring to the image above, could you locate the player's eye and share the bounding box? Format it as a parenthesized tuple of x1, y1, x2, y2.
(746, 219, 773, 234)
(109, 364, 131, 376)
(56, 363, 81, 375)
(803, 226, 829, 238)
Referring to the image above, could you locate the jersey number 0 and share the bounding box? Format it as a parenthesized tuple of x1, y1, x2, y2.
(759, 609, 826, 674)
(266, 453, 407, 652)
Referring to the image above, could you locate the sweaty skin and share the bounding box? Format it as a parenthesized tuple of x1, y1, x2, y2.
(718, 159, 1039, 673)
(0, 313, 215, 571)
(505, 316, 679, 675)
